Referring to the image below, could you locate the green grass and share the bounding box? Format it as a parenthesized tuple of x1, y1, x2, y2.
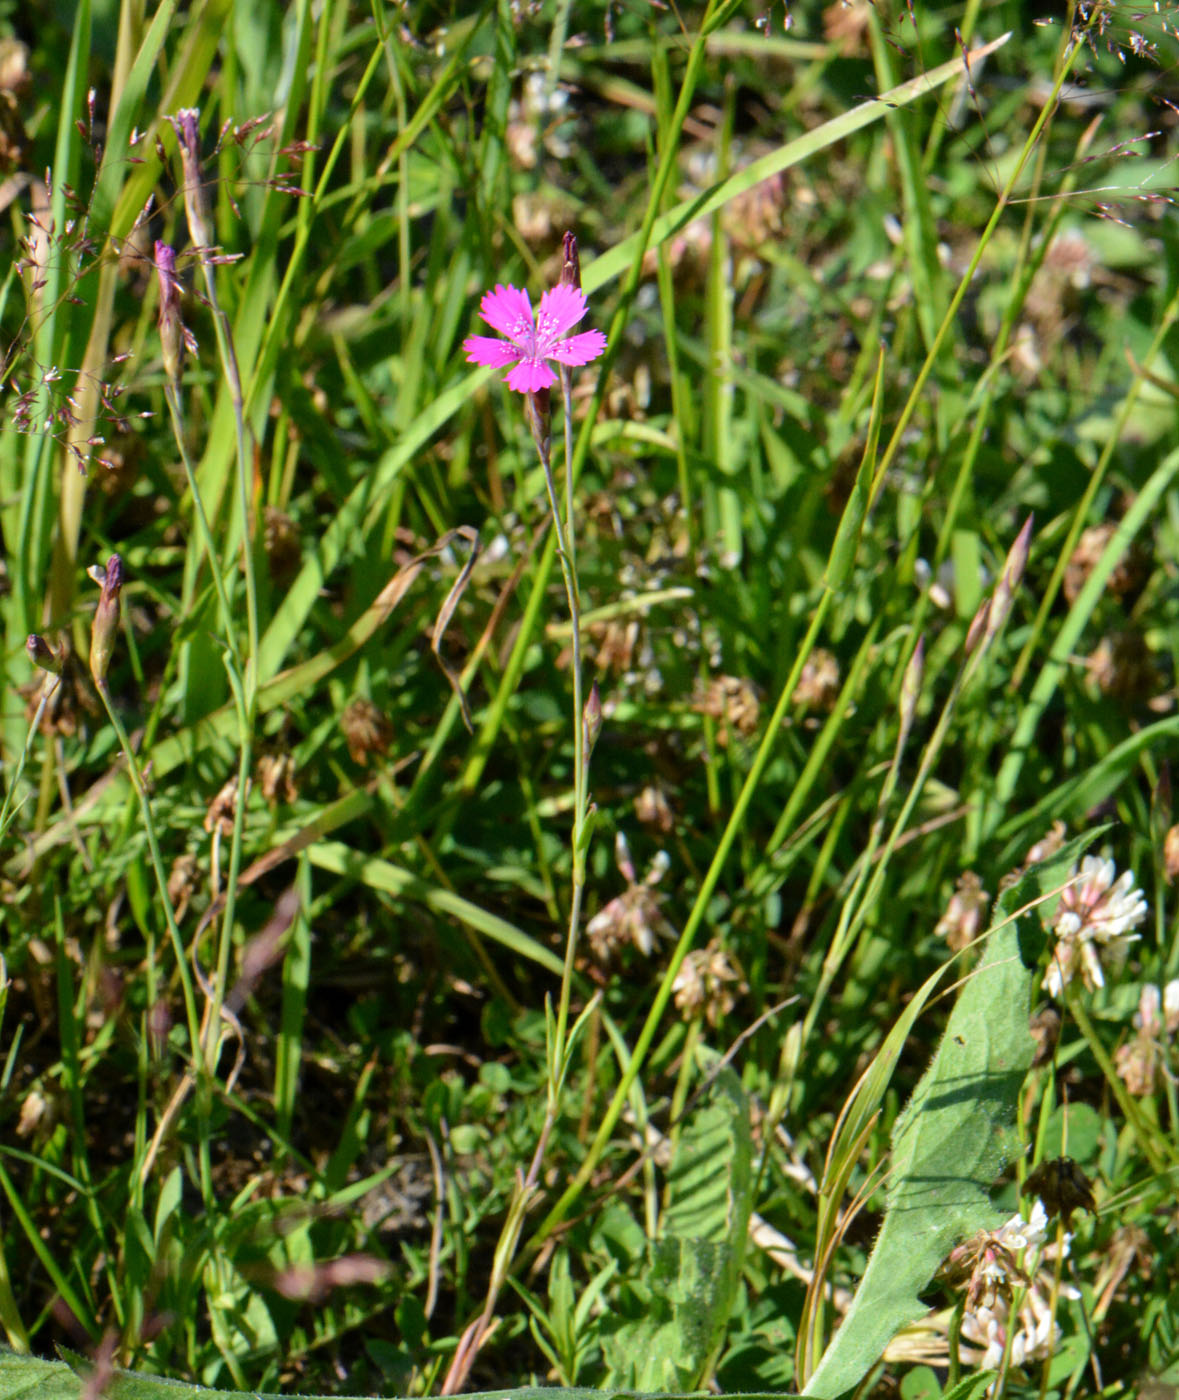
(2, 0, 1179, 1396)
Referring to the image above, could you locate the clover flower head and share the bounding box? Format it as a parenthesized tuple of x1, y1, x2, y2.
(1116, 981, 1178, 1097)
(672, 939, 746, 1026)
(954, 1200, 1078, 1376)
(586, 832, 673, 962)
(946, 1203, 1052, 1314)
(997, 1199, 1049, 1253)
(463, 282, 607, 394)
(1043, 855, 1146, 997)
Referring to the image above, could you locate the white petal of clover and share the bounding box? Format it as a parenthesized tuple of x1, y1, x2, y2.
(1043, 856, 1147, 995)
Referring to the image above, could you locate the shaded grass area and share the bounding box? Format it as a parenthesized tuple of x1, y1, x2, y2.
(1, 0, 1179, 1395)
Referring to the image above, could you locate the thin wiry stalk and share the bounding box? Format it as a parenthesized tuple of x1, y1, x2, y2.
(0, 675, 60, 841)
(440, 379, 590, 1394)
(532, 590, 835, 1251)
(91, 677, 211, 1206)
(162, 383, 242, 671)
(192, 253, 258, 1080)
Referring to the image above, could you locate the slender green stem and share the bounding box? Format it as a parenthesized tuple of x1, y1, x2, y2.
(1066, 988, 1170, 1175)
(197, 260, 260, 692)
(0, 677, 60, 841)
(535, 413, 588, 1082)
(532, 590, 833, 1249)
(439, 384, 592, 1392)
(163, 383, 241, 670)
(194, 256, 258, 1078)
(93, 678, 211, 1204)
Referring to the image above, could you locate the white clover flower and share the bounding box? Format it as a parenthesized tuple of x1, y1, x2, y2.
(997, 1199, 1049, 1253)
(953, 1198, 1078, 1379)
(1043, 855, 1147, 996)
(960, 1270, 1078, 1374)
(960, 1302, 1006, 1370)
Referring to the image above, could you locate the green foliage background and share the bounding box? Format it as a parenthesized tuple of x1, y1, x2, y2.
(1, 0, 1178, 1396)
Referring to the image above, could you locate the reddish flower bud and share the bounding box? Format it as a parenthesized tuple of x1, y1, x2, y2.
(26, 634, 62, 676)
(26, 635, 61, 677)
(154, 241, 185, 384)
(169, 108, 211, 251)
(523, 386, 551, 462)
(89, 553, 124, 687)
(560, 231, 581, 290)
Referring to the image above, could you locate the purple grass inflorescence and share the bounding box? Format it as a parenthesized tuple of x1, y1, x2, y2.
(462, 282, 607, 394)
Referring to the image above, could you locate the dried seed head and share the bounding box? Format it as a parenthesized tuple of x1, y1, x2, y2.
(167, 852, 200, 923)
(258, 749, 298, 805)
(634, 783, 673, 835)
(16, 1088, 52, 1139)
(692, 675, 761, 745)
(1024, 1156, 1096, 1230)
(793, 647, 840, 712)
(341, 697, 393, 766)
(1023, 821, 1067, 868)
(204, 776, 241, 838)
(1064, 519, 1150, 607)
(1085, 630, 1160, 705)
(262, 506, 301, 580)
(672, 939, 746, 1026)
(1028, 1006, 1061, 1067)
(934, 871, 989, 953)
(586, 836, 674, 963)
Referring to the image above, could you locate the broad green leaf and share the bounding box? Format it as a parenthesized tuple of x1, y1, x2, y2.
(802, 831, 1099, 1398)
(602, 1065, 753, 1391)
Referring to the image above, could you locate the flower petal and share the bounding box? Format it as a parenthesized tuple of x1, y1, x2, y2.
(504, 357, 556, 393)
(463, 335, 521, 368)
(536, 283, 589, 337)
(548, 329, 608, 367)
(479, 283, 534, 341)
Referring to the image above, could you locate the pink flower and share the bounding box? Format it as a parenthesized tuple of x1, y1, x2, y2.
(463, 282, 607, 394)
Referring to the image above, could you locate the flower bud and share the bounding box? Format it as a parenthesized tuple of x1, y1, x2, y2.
(154, 241, 184, 384)
(583, 680, 602, 765)
(523, 386, 551, 462)
(963, 596, 991, 657)
(984, 514, 1034, 647)
(898, 635, 924, 744)
(26, 634, 62, 676)
(169, 108, 211, 251)
(560, 231, 581, 290)
(89, 553, 124, 687)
